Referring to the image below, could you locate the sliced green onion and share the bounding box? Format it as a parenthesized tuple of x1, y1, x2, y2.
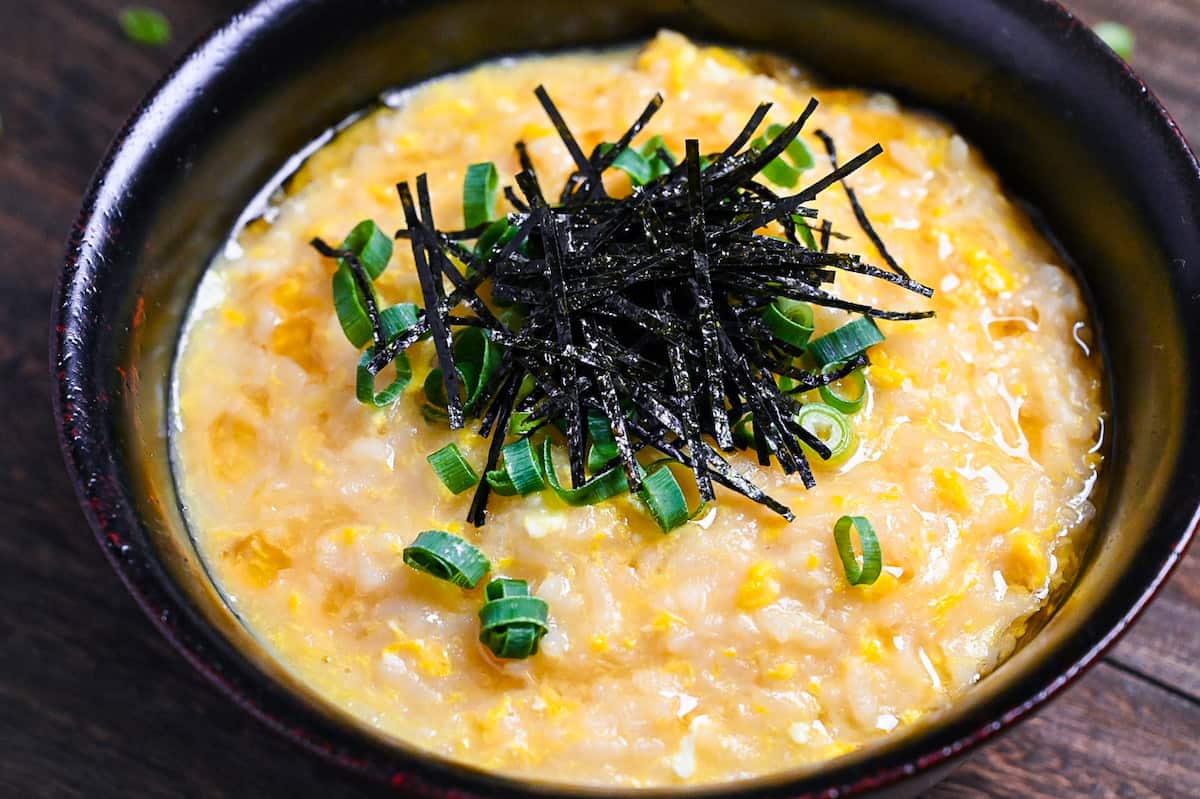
(586, 411, 619, 472)
(479, 596, 550, 630)
(640, 135, 677, 180)
(732, 412, 758, 450)
(760, 157, 800, 188)
(766, 123, 815, 170)
(1094, 21, 1135, 61)
(599, 143, 653, 185)
(479, 582, 550, 659)
(380, 303, 421, 337)
(485, 437, 546, 496)
(637, 464, 690, 533)
(508, 410, 541, 437)
(792, 214, 818, 249)
(403, 530, 491, 588)
(475, 217, 517, 260)
(427, 443, 480, 494)
(452, 327, 501, 413)
(795, 402, 856, 464)
(482, 623, 543, 659)
(833, 515, 883, 586)
(818, 363, 869, 414)
(422, 328, 501, 416)
(330, 220, 394, 348)
(463, 162, 500, 229)
(753, 124, 815, 188)
(762, 298, 815, 349)
(119, 8, 171, 46)
(486, 578, 530, 600)
(808, 316, 885, 366)
(542, 439, 629, 506)
(340, 220, 393, 279)
(331, 269, 373, 348)
(356, 349, 411, 407)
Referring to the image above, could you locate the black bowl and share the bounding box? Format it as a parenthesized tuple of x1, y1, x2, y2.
(52, 0, 1200, 796)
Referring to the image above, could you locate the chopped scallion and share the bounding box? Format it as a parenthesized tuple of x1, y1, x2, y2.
(833, 515, 883, 585)
(463, 162, 500, 228)
(485, 437, 546, 496)
(808, 316, 885, 366)
(599, 142, 653, 185)
(542, 439, 629, 505)
(119, 7, 171, 47)
(403, 530, 491, 588)
(1094, 21, 1135, 61)
(795, 402, 856, 464)
(762, 298, 815, 349)
(427, 443, 480, 494)
(356, 349, 411, 407)
(638, 463, 690, 532)
(479, 579, 549, 659)
(818, 363, 869, 414)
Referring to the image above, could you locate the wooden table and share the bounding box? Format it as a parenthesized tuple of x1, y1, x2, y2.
(1, 1, 1195, 795)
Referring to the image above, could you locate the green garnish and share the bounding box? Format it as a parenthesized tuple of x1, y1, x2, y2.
(479, 579, 549, 659)
(486, 437, 547, 496)
(357, 350, 411, 407)
(1094, 21, 1135, 61)
(463, 162, 500, 228)
(753, 122, 815, 188)
(543, 439, 630, 506)
(796, 402, 856, 463)
(833, 515, 883, 586)
(808, 316, 886, 366)
(637, 463, 691, 533)
(599, 142, 653, 185)
(427, 443, 481, 494)
(818, 363, 869, 414)
(475, 217, 518, 260)
(119, 7, 171, 47)
(423, 327, 501, 415)
(331, 220, 394, 348)
(585, 411, 619, 472)
(762, 297, 815, 349)
(403, 530, 491, 588)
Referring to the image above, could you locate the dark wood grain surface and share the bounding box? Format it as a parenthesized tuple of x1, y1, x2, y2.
(1, 0, 1195, 796)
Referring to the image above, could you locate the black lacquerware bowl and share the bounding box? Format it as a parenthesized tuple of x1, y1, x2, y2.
(52, 0, 1200, 796)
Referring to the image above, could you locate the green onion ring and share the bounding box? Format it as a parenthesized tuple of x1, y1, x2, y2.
(485, 437, 546, 496)
(478, 584, 550, 660)
(403, 530, 491, 588)
(356, 349, 411, 407)
(542, 439, 629, 506)
(808, 316, 885, 367)
(599, 142, 653, 185)
(463, 162, 500, 229)
(638, 464, 690, 533)
(795, 402, 857, 464)
(485, 578, 530, 601)
(833, 515, 883, 586)
(762, 297, 815, 349)
(426, 443, 480, 494)
(818, 363, 869, 414)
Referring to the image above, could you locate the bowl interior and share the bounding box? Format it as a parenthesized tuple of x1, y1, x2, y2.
(57, 0, 1200, 796)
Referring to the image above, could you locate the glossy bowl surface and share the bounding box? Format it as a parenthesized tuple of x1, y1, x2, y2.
(52, 1, 1200, 797)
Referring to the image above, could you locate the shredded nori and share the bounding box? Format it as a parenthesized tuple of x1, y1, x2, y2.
(313, 88, 934, 526)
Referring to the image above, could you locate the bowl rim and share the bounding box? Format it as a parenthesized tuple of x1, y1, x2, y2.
(51, 0, 1200, 795)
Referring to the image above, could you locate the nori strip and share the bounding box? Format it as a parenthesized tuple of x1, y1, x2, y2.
(398, 179, 463, 427)
(311, 88, 934, 527)
(814, 128, 911, 280)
